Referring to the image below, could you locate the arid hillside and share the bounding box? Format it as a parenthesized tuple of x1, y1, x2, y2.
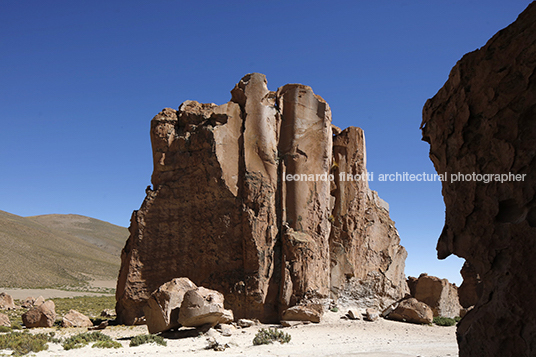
(0, 210, 128, 288)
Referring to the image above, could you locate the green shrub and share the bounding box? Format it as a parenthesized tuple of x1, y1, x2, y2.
(433, 316, 457, 326)
(253, 328, 291, 346)
(129, 334, 167, 347)
(92, 340, 122, 349)
(0, 326, 11, 333)
(52, 295, 115, 318)
(330, 307, 339, 312)
(455, 316, 462, 322)
(10, 324, 22, 330)
(62, 331, 112, 350)
(0, 331, 56, 355)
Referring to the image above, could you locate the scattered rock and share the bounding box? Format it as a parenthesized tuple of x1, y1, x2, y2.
(386, 298, 433, 324)
(115, 73, 408, 324)
(218, 324, 235, 336)
(421, 2, 536, 355)
(281, 320, 309, 327)
(144, 277, 197, 334)
(22, 300, 56, 328)
(364, 308, 379, 322)
(237, 319, 256, 328)
(347, 309, 361, 320)
(281, 306, 321, 323)
(100, 309, 116, 318)
(88, 320, 109, 331)
(409, 274, 461, 318)
(219, 309, 234, 324)
(178, 287, 225, 328)
(0, 293, 16, 310)
(34, 296, 45, 307)
(62, 309, 93, 328)
(20, 297, 36, 309)
(0, 313, 10, 327)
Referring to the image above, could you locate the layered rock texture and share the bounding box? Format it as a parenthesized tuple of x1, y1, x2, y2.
(116, 73, 408, 324)
(408, 274, 461, 318)
(421, 3, 536, 356)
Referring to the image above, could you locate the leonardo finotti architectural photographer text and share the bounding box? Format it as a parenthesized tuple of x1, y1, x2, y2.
(283, 172, 527, 183)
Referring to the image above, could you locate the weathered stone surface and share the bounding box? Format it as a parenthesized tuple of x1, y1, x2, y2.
(281, 305, 321, 323)
(458, 261, 482, 309)
(421, 3, 536, 356)
(144, 277, 197, 334)
(219, 309, 234, 324)
(62, 309, 93, 328)
(34, 296, 45, 307)
(347, 309, 360, 320)
(116, 73, 408, 324)
(409, 274, 461, 318)
(22, 300, 56, 328)
(0, 293, 16, 310)
(330, 128, 408, 309)
(178, 287, 225, 328)
(21, 297, 35, 309)
(0, 313, 10, 327)
(387, 298, 433, 324)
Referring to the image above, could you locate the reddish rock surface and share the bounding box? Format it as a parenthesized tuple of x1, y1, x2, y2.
(22, 300, 56, 328)
(409, 274, 461, 318)
(421, 3, 536, 356)
(61, 309, 93, 328)
(116, 73, 408, 324)
(386, 298, 433, 324)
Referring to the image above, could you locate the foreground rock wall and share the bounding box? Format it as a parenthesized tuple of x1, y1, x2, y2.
(421, 3, 536, 356)
(116, 73, 408, 324)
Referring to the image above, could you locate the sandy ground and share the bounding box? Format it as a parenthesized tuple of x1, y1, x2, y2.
(5, 310, 458, 357)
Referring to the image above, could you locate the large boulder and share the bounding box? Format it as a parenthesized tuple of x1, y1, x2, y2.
(116, 73, 408, 324)
(61, 310, 93, 328)
(421, 3, 536, 356)
(281, 305, 321, 323)
(386, 298, 433, 324)
(178, 287, 225, 327)
(143, 277, 197, 334)
(409, 274, 461, 318)
(0, 293, 16, 310)
(22, 300, 56, 328)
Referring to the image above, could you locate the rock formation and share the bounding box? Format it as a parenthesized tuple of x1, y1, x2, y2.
(421, 3, 536, 356)
(61, 310, 93, 328)
(116, 73, 408, 324)
(386, 298, 433, 324)
(408, 274, 461, 318)
(22, 300, 56, 328)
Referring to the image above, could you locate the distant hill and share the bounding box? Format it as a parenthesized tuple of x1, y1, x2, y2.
(0, 210, 129, 288)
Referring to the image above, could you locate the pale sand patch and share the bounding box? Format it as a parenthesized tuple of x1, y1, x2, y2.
(11, 311, 458, 357)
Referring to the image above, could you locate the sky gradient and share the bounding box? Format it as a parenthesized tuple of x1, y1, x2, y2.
(1, 0, 533, 285)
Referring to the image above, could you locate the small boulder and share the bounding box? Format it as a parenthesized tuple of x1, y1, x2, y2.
(347, 309, 361, 320)
(386, 298, 433, 324)
(0, 293, 16, 310)
(22, 300, 56, 328)
(0, 313, 10, 327)
(100, 309, 116, 318)
(178, 287, 225, 328)
(62, 309, 93, 328)
(21, 297, 36, 308)
(281, 305, 321, 323)
(364, 308, 379, 322)
(237, 318, 256, 328)
(144, 277, 197, 334)
(34, 296, 45, 307)
(219, 309, 234, 324)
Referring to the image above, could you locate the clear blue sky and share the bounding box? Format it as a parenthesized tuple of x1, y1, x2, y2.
(1, 0, 532, 285)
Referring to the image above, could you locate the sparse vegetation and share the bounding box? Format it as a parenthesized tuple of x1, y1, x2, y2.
(433, 316, 458, 326)
(62, 331, 112, 350)
(0, 331, 57, 355)
(92, 340, 122, 349)
(253, 328, 291, 345)
(53, 295, 115, 318)
(129, 334, 167, 347)
(0, 326, 11, 333)
(330, 307, 339, 312)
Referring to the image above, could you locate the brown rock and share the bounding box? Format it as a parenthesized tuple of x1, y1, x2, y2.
(34, 296, 45, 307)
(387, 298, 433, 324)
(409, 274, 461, 318)
(458, 262, 482, 309)
(364, 308, 379, 322)
(115, 73, 408, 324)
(347, 309, 360, 320)
(0, 293, 16, 310)
(219, 309, 234, 324)
(100, 309, 116, 318)
(237, 318, 257, 328)
(22, 300, 56, 328)
(21, 297, 36, 308)
(0, 313, 10, 327)
(281, 305, 321, 323)
(178, 287, 225, 328)
(421, 3, 536, 355)
(88, 320, 108, 331)
(62, 310, 93, 328)
(144, 277, 197, 334)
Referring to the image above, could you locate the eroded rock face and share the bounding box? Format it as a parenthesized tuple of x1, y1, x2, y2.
(409, 274, 461, 318)
(421, 3, 536, 356)
(116, 73, 408, 324)
(22, 300, 56, 328)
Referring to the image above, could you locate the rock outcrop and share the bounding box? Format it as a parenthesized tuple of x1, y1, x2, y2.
(421, 3, 536, 356)
(116, 73, 408, 324)
(409, 274, 461, 318)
